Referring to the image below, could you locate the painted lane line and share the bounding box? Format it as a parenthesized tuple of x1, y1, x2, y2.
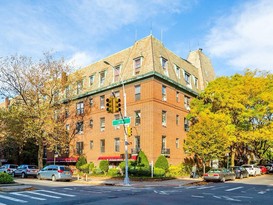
(0, 203, 7, 205)
(0, 194, 27, 203)
(213, 195, 221, 199)
(191, 195, 204, 198)
(10, 193, 46, 201)
(222, 196, 241, 202)
(36, 190, 76, 197)
(25, 191, 61, 199)
(197, 186, 215, 190)
(64, 188, 73, 190)
(211, 186, 227, 190)
(225, 187, 243, 192)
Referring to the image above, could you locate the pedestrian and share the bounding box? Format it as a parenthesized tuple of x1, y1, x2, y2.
(192, 164, 197, 178)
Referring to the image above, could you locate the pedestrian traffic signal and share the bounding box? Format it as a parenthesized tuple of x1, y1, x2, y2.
(106, 97, 114, 113)
(127, 126, 132, 137)
(113, 97, 121, 113)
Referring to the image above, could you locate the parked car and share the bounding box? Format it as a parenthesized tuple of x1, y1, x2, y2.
(203, 168, 235, 182)
(264, 164, 273, 173)
(37, 165, 73, 182)
(12, 164, 39, 178)
(0, 164, 18, 174)
(258, 165, 267, 174)
(230, 166, 249, 179)
(242, 164, 261, 176)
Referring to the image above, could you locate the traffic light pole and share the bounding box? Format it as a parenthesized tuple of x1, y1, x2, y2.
(104, 61, 130, 186)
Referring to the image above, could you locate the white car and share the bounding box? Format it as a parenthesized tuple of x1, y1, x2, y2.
(0, 164, 18, 174)
(242, 164, 261, 176)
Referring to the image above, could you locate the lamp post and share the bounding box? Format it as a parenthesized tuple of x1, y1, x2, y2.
(103, 61, 130, 186)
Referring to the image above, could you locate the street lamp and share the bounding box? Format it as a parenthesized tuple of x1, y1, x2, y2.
(103, 60, 130, 186)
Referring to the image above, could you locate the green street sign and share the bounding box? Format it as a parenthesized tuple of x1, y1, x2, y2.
(112, 117, 130, 126)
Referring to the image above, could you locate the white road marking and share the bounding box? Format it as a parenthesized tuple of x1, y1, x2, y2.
(25, 191, 61, 198)
(225, 187, 243, 192)
(191, 195, 204, 198)
(213, 195, 221, 199)
(36, 190, 76, 197)
(258, 191, 266, 194)
(222, 196, 241, 202)
(10, 192, 46, 201)
(63, 188, 73, 190)
(197, 186, 215, 190)
(159, 191, 168, 195)
(0, 194, 27, 203)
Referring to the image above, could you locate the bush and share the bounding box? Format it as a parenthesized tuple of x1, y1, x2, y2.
(93, 167, 103, 175)
(107, 168, 120, 177)
(79, 163, 89, 173)
(0, 173, 14, 184)
(76, 156, 87, 170)
(155, 155, 169, 171)
(154, 167, 165, 177)
(137, 151, 149, 168)
(99, 160, 109, 174)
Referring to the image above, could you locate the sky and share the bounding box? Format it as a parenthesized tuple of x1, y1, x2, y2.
(0, 0, 273, 77)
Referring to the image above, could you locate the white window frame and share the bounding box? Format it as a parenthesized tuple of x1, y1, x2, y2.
(162, 85, 167, 101)
(162, 110, 167, 126)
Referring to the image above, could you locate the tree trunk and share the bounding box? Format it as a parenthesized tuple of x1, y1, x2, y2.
(230, 146, 235, 167)
(37, 138, 44, 169)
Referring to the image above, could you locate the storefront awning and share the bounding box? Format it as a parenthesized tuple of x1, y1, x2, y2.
(46, 157, 78, 163)
(98, 156, 124, 161)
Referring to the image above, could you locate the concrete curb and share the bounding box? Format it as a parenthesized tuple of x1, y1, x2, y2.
(0, 185, 33, 192)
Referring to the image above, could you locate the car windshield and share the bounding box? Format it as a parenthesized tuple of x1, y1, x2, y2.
(28, 165, 38, 169)
(208, 169, 222, 173)
(10, 165, 18, 168)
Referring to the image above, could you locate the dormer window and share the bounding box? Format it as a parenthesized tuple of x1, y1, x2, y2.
(114, 65, 121, 82)
(161, 57, 168, 76)
(100, 71, 106, 86)
(184, 71, 191, 85)
(134, 57, 142, 75)
(77, 80, 83, 95)
(89, 75, 94, 86)
(174, 64, 180, 79)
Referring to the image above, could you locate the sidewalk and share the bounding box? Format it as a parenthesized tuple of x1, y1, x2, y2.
(0, 177, 203, 192)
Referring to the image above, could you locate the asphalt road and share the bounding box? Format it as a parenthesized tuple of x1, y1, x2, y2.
(0, 174, 273, 205)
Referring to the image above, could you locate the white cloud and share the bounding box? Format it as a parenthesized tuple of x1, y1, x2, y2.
(205, 0, 273, 73)
(67, 51, 103, 70)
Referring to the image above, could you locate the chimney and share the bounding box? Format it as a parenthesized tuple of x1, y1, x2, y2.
(199, 48, 203, 52)
(5, 97, 9, 108)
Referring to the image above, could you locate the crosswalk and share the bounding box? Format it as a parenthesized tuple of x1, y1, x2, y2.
(0, 189, 76, 205)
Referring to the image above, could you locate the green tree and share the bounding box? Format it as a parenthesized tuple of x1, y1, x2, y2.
(99, 160, 109, 174)
(154, 155, 169, 171)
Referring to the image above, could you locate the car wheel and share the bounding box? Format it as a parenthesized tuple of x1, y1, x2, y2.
(21, 172, 26, 178)
(253, 172, 256, 177)
(240, 174, 243, 179)
(52, 175, 56, 182)
(12, 172, 15, 177)
(221, 177, 226, 182)
(37, 174, 42, 180)
(247, 173, 249, 178)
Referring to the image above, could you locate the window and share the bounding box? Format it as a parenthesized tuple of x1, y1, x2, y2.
(184, 96, 190, 110)
(161, 57, 168, 76)
(100, 139, 105, 153)
(184, 118, 189, 131)
(135, 85, 141, 101)
(162, 85, 167, 101)
(89, 75, 94, 86)
(114, 138, 120, 152)
(100, 71, 106, 86)
(114, 65, 121, 82)
(176, 91, 179, 102)
(65, 108, 69, 118)
(134, 57, 141, 75)
(194, 77, 198, 88)
(65, 86, 70, 98)
(89, 119, 93, 128)
(76, 142, 83, 155)
(114, 114, 120, 129)
(100, 95, 105, 109)
(76, 102, 84, 115)
(162, 136, 166, 150)
(90, 140, 93, 149)
(174, 64, 180, 79)
(89, 97, 93, 106)
(113, 90, 120, 98)
(100, 117, 105, 131)
(176, 115, 179, 125)
(135, 110, 141, 126)
(77, 80, 83, 95)
(134, 136, 140, 150)
(162, 111, 167, 126)
(176, 138, 179, 148)
(184, 71, 191, 85)
(76, 121, 84, 134)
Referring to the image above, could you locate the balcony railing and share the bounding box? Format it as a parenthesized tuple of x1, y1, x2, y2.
(161, 148, 170, 156)
(131, 148, 141, 155)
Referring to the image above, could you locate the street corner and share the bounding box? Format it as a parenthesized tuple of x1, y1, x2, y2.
(0, 184, 34, 192)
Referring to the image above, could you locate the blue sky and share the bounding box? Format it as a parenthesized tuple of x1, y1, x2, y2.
(1, 0, 273, 77)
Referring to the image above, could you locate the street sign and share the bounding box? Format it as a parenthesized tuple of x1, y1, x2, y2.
(112, 117, 130, 126)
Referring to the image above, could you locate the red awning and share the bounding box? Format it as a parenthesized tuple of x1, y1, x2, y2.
(46, 157, 78, 163)
(98, 156, 124, 161)
(131, 155, 138, 160)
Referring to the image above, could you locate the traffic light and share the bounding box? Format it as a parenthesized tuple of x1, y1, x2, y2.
(127, 126, 132, 137)
(106, 97, 114, 113)
(113, 97, 121, 113)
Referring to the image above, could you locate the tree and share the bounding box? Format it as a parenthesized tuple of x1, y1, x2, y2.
(0, 53, 81, 168)
(185, 70, 273, 167)
(154, 155, 169, 171)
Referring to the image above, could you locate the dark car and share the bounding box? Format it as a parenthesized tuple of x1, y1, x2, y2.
(12, 164, 39, 178)
(230, 166, 249, 179)
(203, 168, 236, 182)
(264, 164, 273, 173)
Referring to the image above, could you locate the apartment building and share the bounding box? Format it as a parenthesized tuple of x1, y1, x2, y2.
(47, 35, 216, 166)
